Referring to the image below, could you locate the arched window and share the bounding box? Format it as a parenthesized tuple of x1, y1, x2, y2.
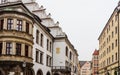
(66, 47, 68, 56)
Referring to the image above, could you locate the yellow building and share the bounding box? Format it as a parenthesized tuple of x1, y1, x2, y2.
(98, 1, 120, 75)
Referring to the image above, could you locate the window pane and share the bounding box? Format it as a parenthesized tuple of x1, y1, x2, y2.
(6, 42, 12, 55)
(17, 20, 22, 31)
(7, 19, 13, 30)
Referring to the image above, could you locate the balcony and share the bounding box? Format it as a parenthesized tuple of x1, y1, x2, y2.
(52, 66, 71, 73)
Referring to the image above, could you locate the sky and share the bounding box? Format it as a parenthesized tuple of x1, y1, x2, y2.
(36, 0, 119, 61)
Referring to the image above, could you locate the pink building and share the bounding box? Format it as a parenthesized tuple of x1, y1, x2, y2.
(92, 50, 99, 75)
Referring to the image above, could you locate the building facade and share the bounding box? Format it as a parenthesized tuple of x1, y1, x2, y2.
(92, 49, 99, 75)
(0, 1, 34, 75)
(80, 61, 92, 75)
(0, 0, 80, 75)
(98, 1, 120, 75)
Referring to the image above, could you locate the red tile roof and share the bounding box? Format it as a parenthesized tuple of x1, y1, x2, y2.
(93, 50, 99, 55)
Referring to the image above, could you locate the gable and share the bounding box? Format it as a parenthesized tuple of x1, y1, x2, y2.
(0, 2, 34, 18)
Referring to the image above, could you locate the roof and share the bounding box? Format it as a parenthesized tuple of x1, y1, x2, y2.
(79, 61, 92, 67)
(93, 50, 99, 55)
(79, 61, 86, 67)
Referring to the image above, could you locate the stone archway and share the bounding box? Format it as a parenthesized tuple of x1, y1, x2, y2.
(46, 71, 50, 75)
(37, 69, 43, 75)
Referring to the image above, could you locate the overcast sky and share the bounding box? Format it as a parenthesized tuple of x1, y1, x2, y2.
(36, 0, 119, 61)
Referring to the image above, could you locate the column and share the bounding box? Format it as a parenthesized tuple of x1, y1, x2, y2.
(13, 18, 17, 30)
(21, 43, 25, 56)
(12, 42, 16, 55)
(2, 41, 6, 54)
(3, 18, 7, 30)
(28, 46, 32, 58)
(29, 24, 33, 35)
(23, 20, 26, 32)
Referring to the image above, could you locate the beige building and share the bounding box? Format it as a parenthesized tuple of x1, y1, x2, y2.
(80, 61, 92, 75)
(98, 1, 120, 75)
(0, 1, 34, 75)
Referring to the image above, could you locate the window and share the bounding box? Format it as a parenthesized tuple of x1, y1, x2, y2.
(47, 39, 49, 50)
(36, 50, 39, 62)
(46, 56, 51, 67)
(70, 51, 72, 60)
(115, 14, 118, 21)
(115, 39, 117, 47)
(0, 19, 4, 30)
(112, 20, 113, 26)
(115, 53, 117, 61)
(112, 55, 114, 62)
(112, 43, 114, 50)
(109, 57, 111, 64)
(109, 25, 110, 30)
(112, 31, 114, 38)
(107, 28, 108, 33)
(25, 45, 28, 57)
(66, 47, 68, 56)
(17, 20, 22, 31)
(7, 19, 13, 30)
(0, 43, 2, 55)
(46, 56, 48, 66)
(16, 43, 21, 56)
(107, 58, 108, 65)
(109, 35, 110, 41)
(49, 57, 51, 66)
(36, 30, 39, 44)
(50, 42, 52, 52)
(40, 34, 43, 46)
(40, 52, 43, 64)
(6, 42, 12, 55)
(26, 22, 29, 34)
(107, 38, 108, 43)
(115, 27, 117, 34)
(1, 0, 7, 3)
(109, 46, 111, 53)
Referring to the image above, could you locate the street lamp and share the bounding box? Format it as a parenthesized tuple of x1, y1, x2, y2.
(22, 61, 26, 75)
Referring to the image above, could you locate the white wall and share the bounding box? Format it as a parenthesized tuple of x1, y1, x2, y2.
(53, 40, 66, 66)
(33, 23, 52, 75)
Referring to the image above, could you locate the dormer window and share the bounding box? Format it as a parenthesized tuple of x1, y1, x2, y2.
(1, 0, 7, 3)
